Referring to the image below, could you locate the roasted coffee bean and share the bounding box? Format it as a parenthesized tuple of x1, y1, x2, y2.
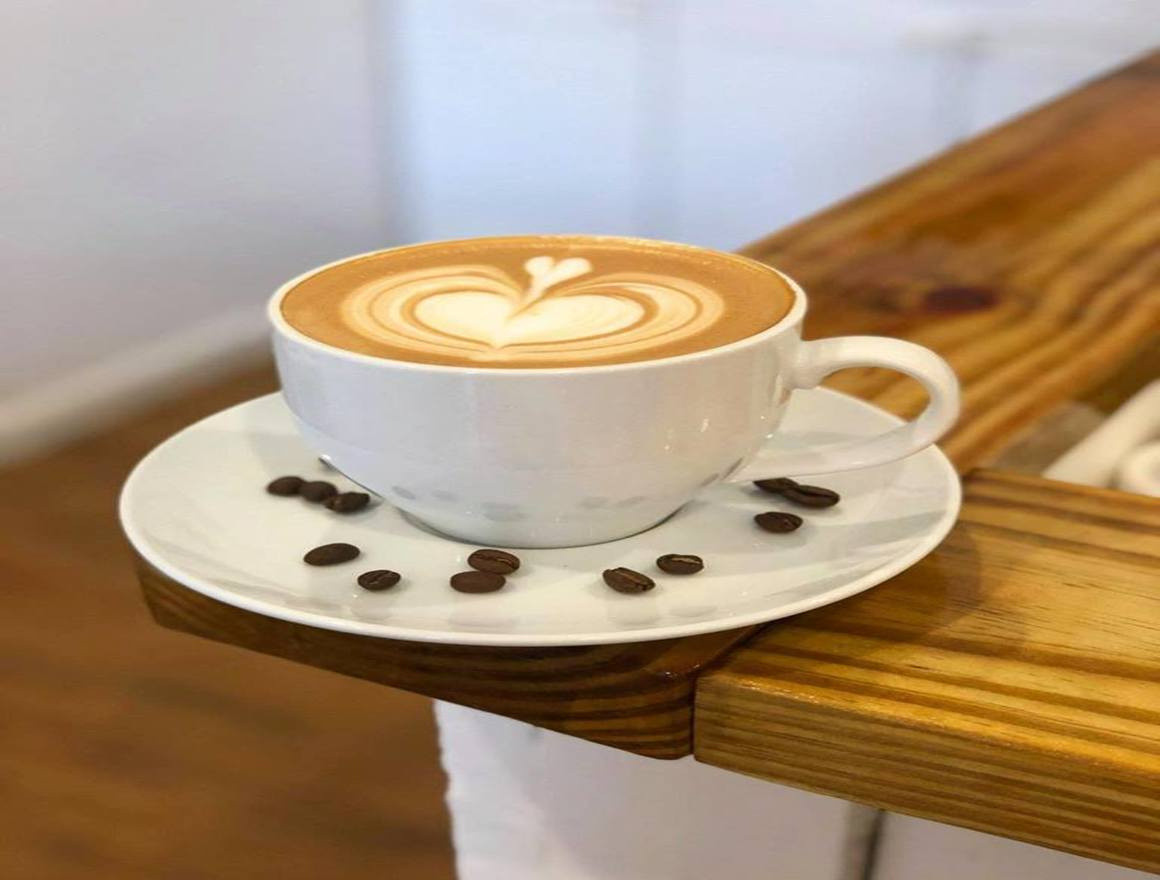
(357, 569, 400, 591)
(754, 477, 840, 508)
(602, 567, 656, 594)
(300, 480, 338, 503)
(325, 491, 371, 513)
(754, 511, 804, 533)
(656, 554, 704, 575)
(266, 475, 304, 496)
(303, 542, 361, 566)
(467, 548, 521, 575)
(781, 484, 840, 508)
(753, 477, 799, 495)
(450, 570, 506, 593)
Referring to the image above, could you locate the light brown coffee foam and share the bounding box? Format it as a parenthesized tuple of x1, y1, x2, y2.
(280, 236, 792, 368)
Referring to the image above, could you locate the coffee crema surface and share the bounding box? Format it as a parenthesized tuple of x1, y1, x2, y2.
(279, 236, 793, 368)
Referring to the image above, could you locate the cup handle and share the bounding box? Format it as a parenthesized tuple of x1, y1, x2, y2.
(730, 336, 961, 480)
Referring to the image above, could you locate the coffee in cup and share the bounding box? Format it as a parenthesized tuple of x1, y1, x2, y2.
(279, 235, 793, 369)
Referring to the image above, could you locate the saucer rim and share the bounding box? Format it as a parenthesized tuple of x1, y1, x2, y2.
(119, 390, 961, 647)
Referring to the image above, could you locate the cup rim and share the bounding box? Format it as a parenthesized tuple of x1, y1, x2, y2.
(266, 234, 808, 376)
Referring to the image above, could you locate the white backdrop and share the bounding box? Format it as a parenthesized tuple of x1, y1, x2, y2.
(1, 0, 1155, 459)
(390, 0, 1158, 246)
(1, 1, 385, 395)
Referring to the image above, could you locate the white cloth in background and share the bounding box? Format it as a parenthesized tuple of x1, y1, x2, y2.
(436, 701, 869, 880)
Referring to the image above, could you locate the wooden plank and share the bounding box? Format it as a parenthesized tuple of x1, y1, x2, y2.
(695, 469, 1160, 873)
(742, 52, 1160, 470)
(138, 557, 753, 759)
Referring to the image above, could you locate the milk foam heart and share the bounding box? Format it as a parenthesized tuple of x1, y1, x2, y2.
(341, 255, 725, 364)
(280, 236, 794, 368)
(413, 290, 646, 351)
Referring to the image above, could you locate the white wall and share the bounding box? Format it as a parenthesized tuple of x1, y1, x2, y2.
(393, 1, 644, 240)
(0, 0, 388, 457)
(389, 0, 1158, 248)
(2, 0, 1156, 461)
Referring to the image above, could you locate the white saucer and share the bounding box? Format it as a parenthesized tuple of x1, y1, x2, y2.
(120, 391, 960, 647)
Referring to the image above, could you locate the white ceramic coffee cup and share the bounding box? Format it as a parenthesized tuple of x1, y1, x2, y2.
(269, 241, 959, 548)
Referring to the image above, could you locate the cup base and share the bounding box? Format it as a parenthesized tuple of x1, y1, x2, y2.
(399, 507, 684, 550)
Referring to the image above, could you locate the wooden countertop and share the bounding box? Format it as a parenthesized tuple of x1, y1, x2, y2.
(696, 470, 1160, 871)
(134, 53, 1160, 871)
(695, 52, 1160, 872)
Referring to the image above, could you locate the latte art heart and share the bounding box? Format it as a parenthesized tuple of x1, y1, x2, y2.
(280, 236, 795, 368)
(414, 292, 646, 349)
(341, 256, 726, 364)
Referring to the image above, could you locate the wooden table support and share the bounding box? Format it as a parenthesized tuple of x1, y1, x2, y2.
(140, 560, 751, 760)
(133, 53, 1160, 871)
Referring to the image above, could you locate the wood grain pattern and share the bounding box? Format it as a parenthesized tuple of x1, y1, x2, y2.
(742, 52, 1160, 471)
(139, 559, 754, 759)
(695, 469, 1160, 872)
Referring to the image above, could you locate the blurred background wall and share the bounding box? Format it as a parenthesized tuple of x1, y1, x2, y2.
(2, 0, 1156, 462)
